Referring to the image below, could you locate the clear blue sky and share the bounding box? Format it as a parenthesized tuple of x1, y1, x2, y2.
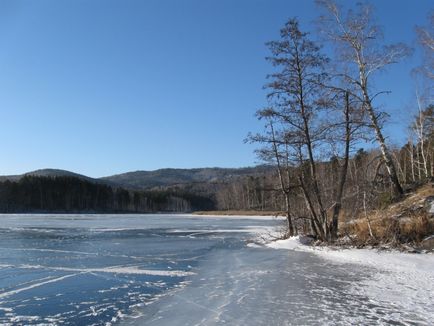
(0, 0, 431, 177)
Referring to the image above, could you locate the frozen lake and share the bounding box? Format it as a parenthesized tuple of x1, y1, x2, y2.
(0, 214, 428, 325)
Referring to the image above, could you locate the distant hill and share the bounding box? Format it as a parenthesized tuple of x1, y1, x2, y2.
(0, 166, 273, 190)
(100, 166, 273, 189)
(0, 174, 215, 213)
(0, 169, 103, 184)
(0, 166, 276, 213)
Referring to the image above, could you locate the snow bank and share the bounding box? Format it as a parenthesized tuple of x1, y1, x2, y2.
(265, 236, 434, 274)
(265, 235, 314, 251)
(265, 236, 434, 322)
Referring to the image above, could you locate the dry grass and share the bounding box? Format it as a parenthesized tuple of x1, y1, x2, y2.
(344, 182, 434, 247)
(347, 213, 433, 246)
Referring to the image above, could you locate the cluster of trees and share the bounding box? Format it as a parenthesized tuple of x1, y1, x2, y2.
(0, 175, 215, 213)
(248, 1, 433, 241)
(215, 175, 282, 211)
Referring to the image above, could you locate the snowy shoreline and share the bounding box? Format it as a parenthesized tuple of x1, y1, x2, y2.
(264, 235, 434, 270)
(182, 213, 285, 220)
(262, 236, 434, 323)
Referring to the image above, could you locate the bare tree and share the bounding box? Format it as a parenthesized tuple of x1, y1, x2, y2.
(416, 11, 434, 81)
(256, 18, 331, 240)
(329, 92, 351, 239)
(248, 114, 296, 237)
(412, 13, 434, 179)
(410, 103, 434, 179)
(414, 91, 429, 179)
(407, 138, 417, 182)
(316, 0, 412, 197)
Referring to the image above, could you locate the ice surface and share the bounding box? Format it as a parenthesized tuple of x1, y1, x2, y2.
(0, 214, 282, 325)
(0, 215, 431, 325)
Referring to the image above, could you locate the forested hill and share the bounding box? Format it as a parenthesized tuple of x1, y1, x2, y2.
(0, 175, 215, 213)
(100, 166, 272, 189)
(0, 167, 272, 189)
(0, 169, 100, 183)
(0, 166, 274, 213)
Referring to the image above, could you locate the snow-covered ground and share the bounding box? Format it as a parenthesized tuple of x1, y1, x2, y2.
(266, 236, 434, 323)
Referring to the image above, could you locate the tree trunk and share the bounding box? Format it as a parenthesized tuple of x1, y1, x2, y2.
(331, 91, 351, 240)
(285, 193, 295, 237)
(416, 93, 429, 179)
(363, 92, 404, 196)
(410, 140, 416, 182)
(295, 46, 328, 238)
(269, 121, 295, 237)
(299, 175, 325, 240)
(417, 146, 422, 180)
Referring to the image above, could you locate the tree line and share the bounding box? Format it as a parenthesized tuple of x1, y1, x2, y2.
(0, 175, 215, 213)
(247, 1, 433, 241)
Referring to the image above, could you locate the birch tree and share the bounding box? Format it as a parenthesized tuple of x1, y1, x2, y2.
(316, 0, 412, 197)
(416, 12, 434, 81)
(411, 104, 434, 179)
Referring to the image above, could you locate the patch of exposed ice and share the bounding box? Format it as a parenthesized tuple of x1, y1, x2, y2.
(0, 273, 80, 299)
(4, 264, 195, 277)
